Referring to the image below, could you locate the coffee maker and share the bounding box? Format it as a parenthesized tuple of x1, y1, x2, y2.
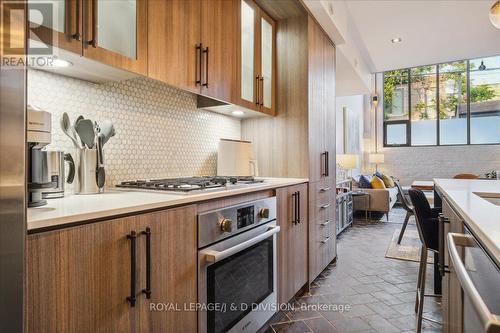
(27, 105, 56, 207)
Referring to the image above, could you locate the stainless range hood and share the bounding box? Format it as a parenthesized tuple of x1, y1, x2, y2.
(197, 95, 270, 119)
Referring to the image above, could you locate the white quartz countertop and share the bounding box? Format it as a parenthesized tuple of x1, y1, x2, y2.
(28, 177, 308, 232)
(434, 178, 500, 264)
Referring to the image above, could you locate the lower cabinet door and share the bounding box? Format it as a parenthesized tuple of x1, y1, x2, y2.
(27, 206, 198, 333)
(136, 206, 198, 333)
(276, 183, 308, 304)
(27, 216, 139, 333)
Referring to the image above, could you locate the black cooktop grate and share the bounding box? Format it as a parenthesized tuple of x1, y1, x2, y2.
(116, 176, 262, 192)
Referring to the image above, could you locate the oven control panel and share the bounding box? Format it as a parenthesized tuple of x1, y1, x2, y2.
(198, 197, 277, 248)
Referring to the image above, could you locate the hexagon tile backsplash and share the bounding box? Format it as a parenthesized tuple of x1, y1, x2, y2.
(28, 69, 241, 192)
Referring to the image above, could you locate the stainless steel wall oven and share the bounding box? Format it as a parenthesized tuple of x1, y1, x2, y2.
(198, 197, 279, 333)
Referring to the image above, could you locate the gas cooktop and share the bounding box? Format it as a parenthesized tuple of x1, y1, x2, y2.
(116, 176, 264, 192)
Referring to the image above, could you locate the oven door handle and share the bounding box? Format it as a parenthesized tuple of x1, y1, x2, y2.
(448, 233, 500, 333)
(203, 226, 280, 263)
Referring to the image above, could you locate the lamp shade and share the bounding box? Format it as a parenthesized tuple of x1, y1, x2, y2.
(337, 154, 359, 169)
(369, 153, 385, 164)
(490, 1, 500, 29)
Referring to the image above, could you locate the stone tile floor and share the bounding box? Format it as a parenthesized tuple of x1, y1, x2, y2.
(259, 207, 442, 333)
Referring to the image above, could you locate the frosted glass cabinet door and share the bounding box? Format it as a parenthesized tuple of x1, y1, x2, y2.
(84, 0, 147, 75)
(97, 0, 137, 59)
(260, 13, 275, 114)
(28, 0, 82, 54)
(240, 0, 256, 104)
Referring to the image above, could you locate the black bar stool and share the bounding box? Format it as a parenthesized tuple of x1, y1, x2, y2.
(408, 188, 442, 333)
(395, 180, 414, 244)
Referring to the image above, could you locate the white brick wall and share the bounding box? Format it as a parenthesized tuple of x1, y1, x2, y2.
(375, 145, 500, 185)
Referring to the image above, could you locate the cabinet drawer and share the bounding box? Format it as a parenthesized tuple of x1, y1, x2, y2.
(312, 217, 335, 238)
(309, 180, 335, 203)
(310, 200, 335, 223)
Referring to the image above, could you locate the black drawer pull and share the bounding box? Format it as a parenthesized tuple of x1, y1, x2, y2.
(142, 227, 152, 299)
(195, 44, 202, 86)
(127, 231, 137, 307)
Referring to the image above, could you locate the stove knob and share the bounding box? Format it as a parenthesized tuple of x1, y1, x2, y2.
(219, 218, 233, 233)
(259, 208, 270, 219)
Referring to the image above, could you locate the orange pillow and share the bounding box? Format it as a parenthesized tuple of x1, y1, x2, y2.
(371, 176, 386, 189)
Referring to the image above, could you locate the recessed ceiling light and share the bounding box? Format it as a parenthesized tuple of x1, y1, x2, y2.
(391, 37, 402, 44)
(231, 110, 245, 116)
(50, 58, 73, 68)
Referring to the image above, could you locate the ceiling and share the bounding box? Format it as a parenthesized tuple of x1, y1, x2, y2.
(342, 0, 500, 73)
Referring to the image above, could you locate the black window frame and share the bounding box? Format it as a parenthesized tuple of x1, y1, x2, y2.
(382, 56, 500, 147)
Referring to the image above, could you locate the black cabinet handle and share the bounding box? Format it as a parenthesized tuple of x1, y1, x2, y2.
(291, 192, 297, 225)
(202, 46, 209, 87)
(70, 0, 81, 40)
(195, 44, 202, 86)
(255, 76, 260, 105)
(325, 151, 329, 177)
(126, 231, 137, 307)
(321, 152, 327, 176)
(297, 191, 301, 224)
(87, 0, 97, 47)
(260, 76, 264, 106)
(141, 227, 152, 299)
(438, 214, 450, 276)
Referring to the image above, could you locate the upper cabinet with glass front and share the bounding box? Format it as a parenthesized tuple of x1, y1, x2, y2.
(83, 0, 147, 75)
(237, 0, 276, 116)
(28, 0, 147, 75)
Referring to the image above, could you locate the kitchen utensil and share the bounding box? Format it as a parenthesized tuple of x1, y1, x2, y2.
(75, 118, 95, 148)
(75, 148, 99, 194)
(96, 133, 105, 189)
(61, 112, 81, 148)
(99, 120, 116, 146)
(74, 115, 84, 147)
(41, 151, 75, 199)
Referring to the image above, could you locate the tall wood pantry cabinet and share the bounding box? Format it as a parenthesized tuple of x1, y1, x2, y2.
(241, 3, 337, 285)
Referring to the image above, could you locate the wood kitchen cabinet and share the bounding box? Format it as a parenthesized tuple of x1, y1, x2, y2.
(83, 0, 148, 75)
(242, 6, 336, 282)
(237, 0, 276, 115)
(276, 183, 308, 304)
(442, 197, 465, 333)
(29, 0, 148, 75)
(26, 206, 197, 333)
(28, 0, 82, 54)
(148, 0, 237, 102)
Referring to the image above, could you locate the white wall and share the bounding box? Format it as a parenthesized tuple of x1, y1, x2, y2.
(363, 73, 500, 185)
(336, 95, 365, 177)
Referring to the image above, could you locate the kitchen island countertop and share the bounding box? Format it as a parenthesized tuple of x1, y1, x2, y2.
(28, 177, 308, 232)
(434, 178, 500, 265)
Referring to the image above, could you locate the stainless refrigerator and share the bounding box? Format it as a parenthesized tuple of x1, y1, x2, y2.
(0, 0, 26, 331)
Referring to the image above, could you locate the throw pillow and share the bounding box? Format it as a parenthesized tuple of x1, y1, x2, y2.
(359, 175, 372, 188)
(371, 176, 386, 189)
(382, 174, 395, 188)
(374, 171, 384, 179)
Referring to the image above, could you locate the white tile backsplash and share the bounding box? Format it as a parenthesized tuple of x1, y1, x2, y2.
(28, 69, 241, 191)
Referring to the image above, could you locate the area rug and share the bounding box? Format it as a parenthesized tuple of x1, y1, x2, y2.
(385, 229, 434, 264)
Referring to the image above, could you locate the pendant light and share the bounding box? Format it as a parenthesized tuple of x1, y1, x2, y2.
(490, 0, 500, 29)
(479, 60, 487, 71)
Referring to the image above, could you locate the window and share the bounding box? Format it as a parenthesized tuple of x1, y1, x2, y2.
(438, 61, 468, 145)
(383, 55, 500, 146)
(411, 66, 437, 146)
(469, 56, 500, 144)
